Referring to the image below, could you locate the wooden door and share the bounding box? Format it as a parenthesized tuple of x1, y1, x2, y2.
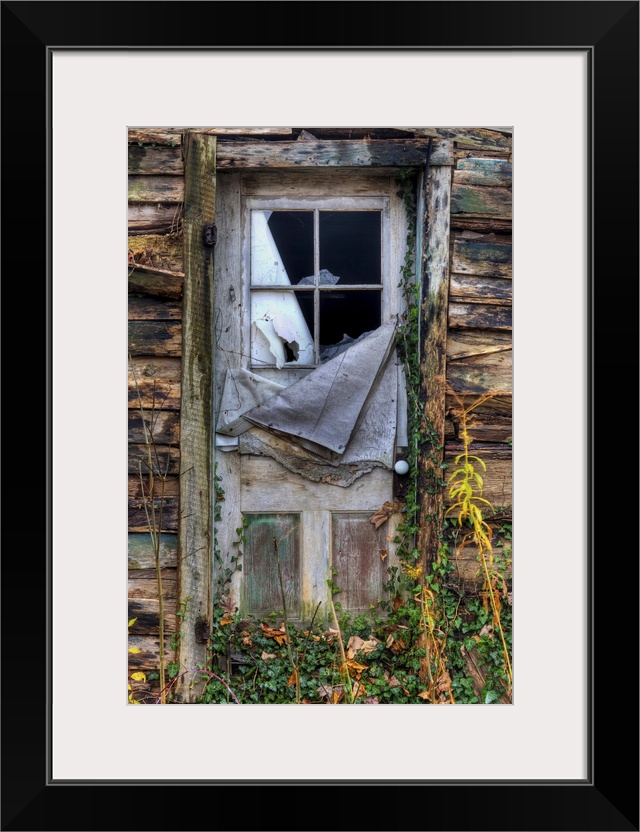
(214, 170, 409, 623)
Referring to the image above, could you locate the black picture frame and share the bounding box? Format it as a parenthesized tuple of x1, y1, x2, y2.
(2, 2, 638, 830)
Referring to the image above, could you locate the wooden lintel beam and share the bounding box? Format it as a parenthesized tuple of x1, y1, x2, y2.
(217, 139, 453, 169)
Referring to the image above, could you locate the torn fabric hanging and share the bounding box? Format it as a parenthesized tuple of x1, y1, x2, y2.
(242, 318, 397, 462)
(238, 353, 398, 486)
(216, 369, 285, 437)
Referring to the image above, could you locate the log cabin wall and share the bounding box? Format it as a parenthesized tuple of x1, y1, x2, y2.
(126, 127, 512, 700)
(445, 133, 513, 586)
(128, 128, 186, 701)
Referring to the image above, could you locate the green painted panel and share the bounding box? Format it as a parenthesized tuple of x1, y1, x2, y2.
(243, 514, 301, 617)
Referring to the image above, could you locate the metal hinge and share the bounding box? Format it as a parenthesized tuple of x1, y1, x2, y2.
(203, 224, 217, 247)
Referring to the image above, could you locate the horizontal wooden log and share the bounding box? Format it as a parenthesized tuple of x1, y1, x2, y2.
(128, 234, 184, 273)
(294, 128, 416, 140)
(444, 454, 512, 511)
(448, 302, 512, 331)
(128, 355, 181, 382)
(128, 677, 162, 704)
(128, 382, 181, 411)
(128, 269, 183, 300)
(451, 184, 512, 218)
(128, 474, 180, 500)
(407, 127, 511, 153)
(445, 418, 512, 444)
(452, 231, 512, 278)
(128, 203, 183, 236)
(128, 295, 182, 321)
(129, 128, 183, 146)
(449, 536, 512, 587)
(128, 533, 178, 569)
(445, 396, 512, 442)
(128, 634, 176, 674)
(129, 444, 181, 476)
(450, 274, 512, 305)
(200, 127, 293, 135)
(240, 169, 394, 196)
(450, 217, 512, 234)
(447, 330, 512, 360)
(129, 410, 180, 445)
(447, 350, 512, 397)
(128, 176, 184, 203)
(128, 127, 294, 146)
(445, 440, 512, 460)
(128, 146, 183, 176)
(127, 597, 177, 635)
(217, 139, 453, 169)
(129, 497, 179, 533)
(129, 568, 177, 601)
(128, 320, 182, 356)
(456, 150, 511, 165)
(454, 158, 512, 187)
(128, 357, 181, 410)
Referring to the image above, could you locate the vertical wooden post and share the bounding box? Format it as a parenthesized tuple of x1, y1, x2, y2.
(417, 165, 452, 568)
(176, 133, 216, 701)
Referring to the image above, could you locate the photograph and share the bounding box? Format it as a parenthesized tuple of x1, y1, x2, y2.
(1, 0, 636, 828)
(127, 126, 514, 706)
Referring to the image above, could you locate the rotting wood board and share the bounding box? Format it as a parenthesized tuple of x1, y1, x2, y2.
(451, 184, 512, 218)
(218, 139, 453, 168)
(128, 410, 180, 445)
(128, 533, 178, 570)
(128, 444, 180, 476)
(448, 302, 512, 331)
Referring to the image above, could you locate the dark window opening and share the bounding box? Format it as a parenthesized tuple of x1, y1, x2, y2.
(319, 291, 381, 351)
(319, 211, 381, 285)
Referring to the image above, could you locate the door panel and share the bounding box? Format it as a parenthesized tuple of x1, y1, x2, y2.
(331, 513, 389, 614)
(242, 514, 301, 617)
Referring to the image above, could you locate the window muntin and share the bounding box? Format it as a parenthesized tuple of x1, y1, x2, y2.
(247, 197, 388, 370)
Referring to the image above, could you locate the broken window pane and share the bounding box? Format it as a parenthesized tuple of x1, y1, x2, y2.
(252, 210, 314, 286)
(319, 212, 381, 285)
(319, 290, 381, 353)
(251, 290, 315, 368)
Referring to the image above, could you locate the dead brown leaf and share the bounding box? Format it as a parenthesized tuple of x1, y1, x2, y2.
(418, 690, 431, 701)
(260, 651, 276, 661)
(379, 549, 388, 562)
(368, 501, 403, 530)
(352, 679, 367, 699)
(346, 635, 365, 660)
(260, 622, 287, 645)
(343, 659, 369, 679)
(287, 669, 299, 687)
(220, 616, 234, 626)
(384, 671, 402, 688)
(220, 596, 235, 615)
(390, 638, 407, 654)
